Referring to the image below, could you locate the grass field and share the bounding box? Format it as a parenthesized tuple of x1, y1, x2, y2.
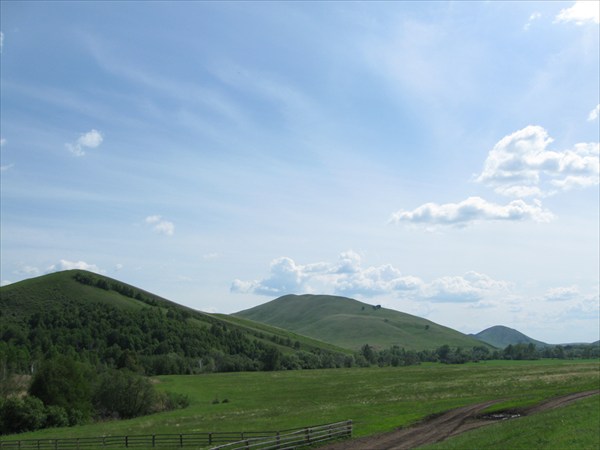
(3, 359, 598, 446)
(425, 393, 600, 449)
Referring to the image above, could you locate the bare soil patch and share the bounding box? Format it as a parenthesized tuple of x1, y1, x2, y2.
(319, 390, 599, 450)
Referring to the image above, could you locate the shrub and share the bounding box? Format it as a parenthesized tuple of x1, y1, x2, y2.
(93, 370, 156, 419)
(0, 396, 46, 434)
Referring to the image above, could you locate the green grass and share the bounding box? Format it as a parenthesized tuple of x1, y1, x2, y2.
(424, 393, 600, 449)
(234, 294, 493, 351)
(4, 360, 598, 443)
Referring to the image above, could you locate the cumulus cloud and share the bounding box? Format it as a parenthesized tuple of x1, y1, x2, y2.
(231, 251, 509, 303)
(66, 129, 103, 157)
(231, 251, 423, 297)
(476, 126, 599, 196)
(555, 1, 600, 25)
(48, 259, 103, 274)
(588, 104, 600, 121)
(0, 138, 6, 147)
(389, 196, 554, 227)
(145, 215, 175, 236)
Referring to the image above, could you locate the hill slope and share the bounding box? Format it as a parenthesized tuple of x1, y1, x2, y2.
(471, 325, 548, 348)
(0, 271, 350, 374)
(234, 294, 491, 351)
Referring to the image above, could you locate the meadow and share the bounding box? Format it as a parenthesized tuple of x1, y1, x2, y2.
(3, 359, 598, 447)
(425, 394, 599, 449)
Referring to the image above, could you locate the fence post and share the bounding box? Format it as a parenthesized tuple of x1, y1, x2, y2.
(179, 434, 183, 447)
(152, 434, 156, 448)
(209, 433, 212, 445)
(125, 436, 129, 448)
(305, 427, 310, 443)
(276, 431, 281, 449)
(347, 420, 353, 437)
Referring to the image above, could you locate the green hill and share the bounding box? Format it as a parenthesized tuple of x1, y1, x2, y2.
(471, 325, 549, 349)
(233, 294, 491, 351)
(0, 271, 350, 375)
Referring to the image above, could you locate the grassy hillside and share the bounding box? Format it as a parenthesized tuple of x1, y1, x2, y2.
(472, 325, 548, 348)
(234, 294, 491, 351)
(0, 271, 349, 374)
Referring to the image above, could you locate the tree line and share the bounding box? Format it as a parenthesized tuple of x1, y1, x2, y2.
(355, 341, 599, 367)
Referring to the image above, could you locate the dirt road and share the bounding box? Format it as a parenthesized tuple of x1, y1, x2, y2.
(319, 390, 599, 450)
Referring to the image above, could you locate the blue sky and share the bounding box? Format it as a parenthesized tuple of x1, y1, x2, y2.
(1, 1, 598, 344)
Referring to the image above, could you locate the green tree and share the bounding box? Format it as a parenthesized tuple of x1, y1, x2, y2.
(29, 356, 93, 424)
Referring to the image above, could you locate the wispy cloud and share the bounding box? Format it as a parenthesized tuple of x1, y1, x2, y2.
(524, 12, 542, 31)
(389, 196, 554, 227)
(555, 1, 600, 26)
(0, 138, 12, 171)
(0, 31, 3, 53)
(145, 215, 175, 236)
(544, 285, 580, 302)
(421, 272, 511, 303)
(588, 104, 600, 121)
(66, 129, 103, 156)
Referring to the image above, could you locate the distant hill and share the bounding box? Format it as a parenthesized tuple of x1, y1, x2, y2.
(471, 325, 549, 349)
(0, 271, 350, 374)
(234, 294, 492, 351)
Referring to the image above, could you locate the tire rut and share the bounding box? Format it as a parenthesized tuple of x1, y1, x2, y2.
(319, 390, 599, 450)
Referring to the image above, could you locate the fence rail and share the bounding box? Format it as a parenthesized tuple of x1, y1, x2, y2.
(210, 420, 353, 450)
(0, 421, 352, 450)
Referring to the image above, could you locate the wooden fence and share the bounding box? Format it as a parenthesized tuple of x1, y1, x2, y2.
(0, 421, 352, 450)
(210, 421, 353, 450)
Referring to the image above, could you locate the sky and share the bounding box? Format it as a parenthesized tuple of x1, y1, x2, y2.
(1, 1, 599, 344)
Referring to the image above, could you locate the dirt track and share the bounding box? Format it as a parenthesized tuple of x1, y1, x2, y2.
(319, 390, 600, 450)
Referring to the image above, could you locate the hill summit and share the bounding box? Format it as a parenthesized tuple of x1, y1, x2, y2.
(234, 294, 490, 351)
(471, 325, 548, 348)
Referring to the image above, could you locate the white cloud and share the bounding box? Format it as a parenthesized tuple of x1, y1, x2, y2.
(421, 271, 512, 303)
(231, 251, 423, 297)
(66, 129, 103, 156)
(1, 280, 12, 287)
(0, 138, 12, 171)
(544, 285, 580, 302)
(588, 104, 600, 121)
(47, 259, 103, 274)
(145, 215, 175, 236)
(389, 196, 554, 227)
(555, 1, 600, 25)
(524, 12, 542, 31)
(476, 126, 599, 196)
(231, 251, 510, 304)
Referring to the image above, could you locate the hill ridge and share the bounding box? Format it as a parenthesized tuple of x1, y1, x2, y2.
(234, 294, 492, 351)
